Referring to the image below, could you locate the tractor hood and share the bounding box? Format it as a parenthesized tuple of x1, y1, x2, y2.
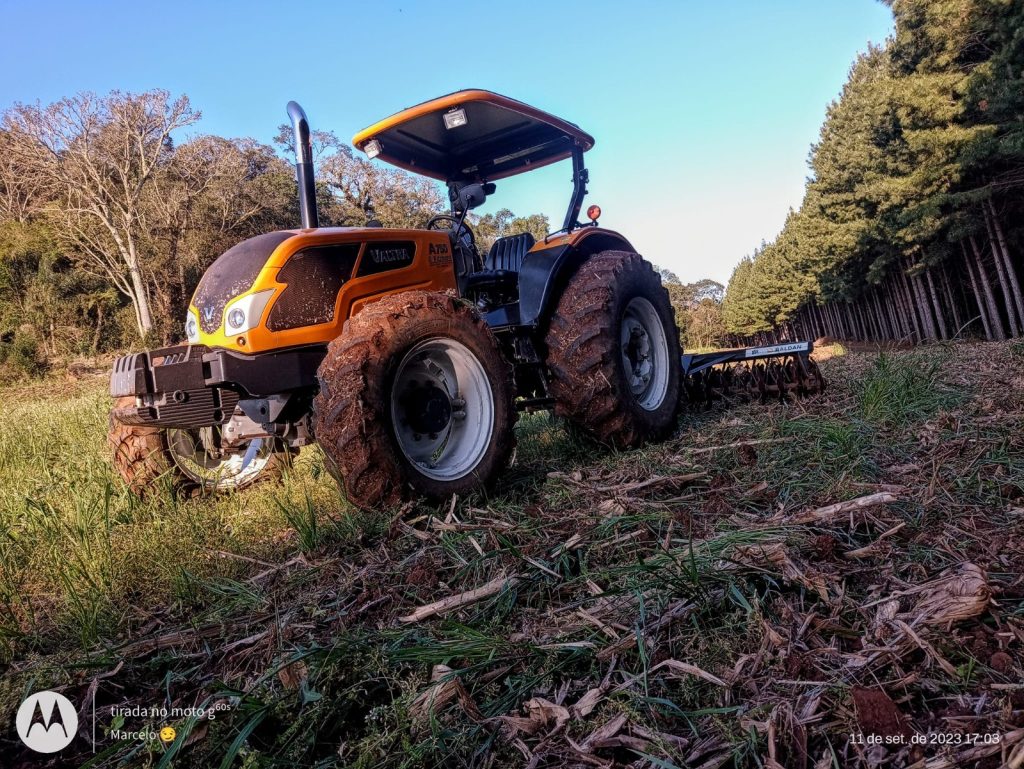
(192, 232, 293, 334)
(184, 227, 458, 355)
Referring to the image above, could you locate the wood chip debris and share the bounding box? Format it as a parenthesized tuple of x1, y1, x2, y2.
(399, 574, 519, 624)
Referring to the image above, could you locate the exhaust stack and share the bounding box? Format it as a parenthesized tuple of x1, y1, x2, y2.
(286, 101, 319, 229)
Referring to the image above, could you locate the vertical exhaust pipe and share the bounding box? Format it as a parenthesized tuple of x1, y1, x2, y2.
(286, 101, 319, 229)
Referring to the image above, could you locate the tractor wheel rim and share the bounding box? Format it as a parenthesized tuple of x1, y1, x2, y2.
(391, 338, 494, 482)
(166, 428, 272, 489)
(620, 296, 670, 411)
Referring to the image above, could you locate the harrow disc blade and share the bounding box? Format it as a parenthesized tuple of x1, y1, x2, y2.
(681, 354, 825, 409)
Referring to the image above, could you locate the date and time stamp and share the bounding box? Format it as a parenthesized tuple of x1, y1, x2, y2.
(848, 731, 1003, 747)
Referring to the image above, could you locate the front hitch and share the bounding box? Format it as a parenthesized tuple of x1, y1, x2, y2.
(110, 344, 238, 427)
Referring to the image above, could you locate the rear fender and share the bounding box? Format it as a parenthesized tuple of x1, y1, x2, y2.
(518, 229, 634, 329)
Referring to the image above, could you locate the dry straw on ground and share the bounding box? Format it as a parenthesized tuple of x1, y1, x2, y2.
(3, 341, 1024, 767)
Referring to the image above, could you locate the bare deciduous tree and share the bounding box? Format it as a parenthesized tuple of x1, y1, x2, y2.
(319, 144, 445, 227)
(0, 130, 45, 222)
(4, 90, 199, 337)
(273, 127, 445, 228)
(144, 135, 295, 333)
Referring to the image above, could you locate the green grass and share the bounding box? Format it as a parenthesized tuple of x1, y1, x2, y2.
(2, 342, 1023, 768)
(0, 383, 355, 655)
(855, 348, 959, 427)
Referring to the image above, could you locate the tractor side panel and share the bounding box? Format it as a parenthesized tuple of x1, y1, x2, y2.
(518, 228, 634, 328)
(343, 237, 456, 319)
(265, 244, 361, 331)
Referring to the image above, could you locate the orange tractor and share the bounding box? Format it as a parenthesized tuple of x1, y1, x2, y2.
(108, 90, 821, 509)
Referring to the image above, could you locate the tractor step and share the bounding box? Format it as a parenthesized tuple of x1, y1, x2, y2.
(681, 341, 825, 407)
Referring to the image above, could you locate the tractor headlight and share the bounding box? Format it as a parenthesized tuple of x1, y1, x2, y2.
(185, 311, 199, 343)
(223, 289, 275, 336)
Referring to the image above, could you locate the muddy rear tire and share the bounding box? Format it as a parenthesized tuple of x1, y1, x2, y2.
(108, 397, 290, 494)
(312, 291, 516, 510)
(545, 251, 682, 447)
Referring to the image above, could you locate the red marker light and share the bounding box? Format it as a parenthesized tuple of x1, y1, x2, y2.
(587, 205, 601, 222)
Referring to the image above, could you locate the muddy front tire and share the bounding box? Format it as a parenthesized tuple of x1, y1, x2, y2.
(312, 291, 516, 511)
(545, 251, 682, 447)
(108, 397, 290, 494)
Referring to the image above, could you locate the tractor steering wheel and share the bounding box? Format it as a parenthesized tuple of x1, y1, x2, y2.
(426, 214, 476, 249)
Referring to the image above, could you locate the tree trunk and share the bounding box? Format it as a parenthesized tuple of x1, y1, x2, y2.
(926, 268, 949, 340)
(861, 301, 870, 341)
(987, 198, 1024, 330)
(875, 289, 893, 340)
(964, 245, 993, 340)
(970, 234, 1008, 340)
(982, 210, 1021, 336)
(920, 271, 939, 339)
(885, 285, 901, 339)
(911, 278, 925, 340)
(870, 294, 884, 340)
(890, 282, 909, 340)
(941, 265, 963, 334)
(864, 296, 880, 342)
(864, 296, 875, 340)
(912, 270, 937, 340)
(884, 282, 901, 340)
(92, 303, 105, 354)
(901, 272, 925, 342)
(128, 264, 154, 337)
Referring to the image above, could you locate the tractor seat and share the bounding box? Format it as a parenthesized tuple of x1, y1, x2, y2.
(463, 268, 517, 295)
(484, 232, 535, 273)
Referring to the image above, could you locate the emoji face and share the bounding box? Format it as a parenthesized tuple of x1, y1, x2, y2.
(159, 726, 176, 743)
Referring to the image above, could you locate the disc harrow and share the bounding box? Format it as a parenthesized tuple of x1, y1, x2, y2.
(681, 342, 826, 409)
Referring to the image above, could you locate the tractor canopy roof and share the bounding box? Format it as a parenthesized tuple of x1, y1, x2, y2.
(352, 89, 594, 182)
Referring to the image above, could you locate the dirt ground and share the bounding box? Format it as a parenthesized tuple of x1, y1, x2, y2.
(2, 341, 1024, 768)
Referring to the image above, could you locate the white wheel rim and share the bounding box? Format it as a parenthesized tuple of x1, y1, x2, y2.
(390, 338, 495, 482)
(166, 428, 273, 489)
(620, 296, 671, 411)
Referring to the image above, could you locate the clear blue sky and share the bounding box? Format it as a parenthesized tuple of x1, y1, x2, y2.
(0, 0, 893, 285)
